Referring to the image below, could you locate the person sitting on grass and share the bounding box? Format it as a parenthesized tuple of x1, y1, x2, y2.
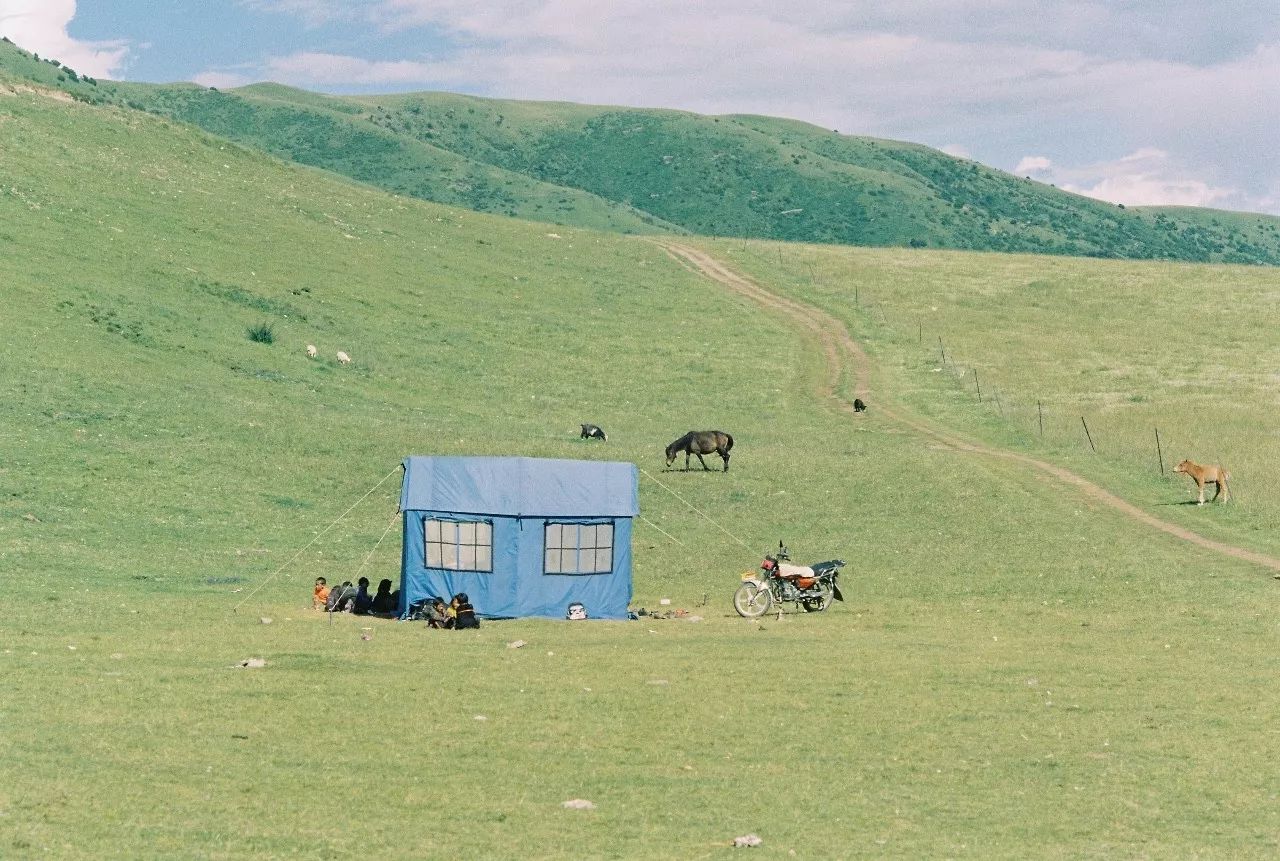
(447, 592, 480, 630)
(370, 578, 397, 616)
(352, 576, 374, 615)
(424, 597, 449, 629)
(313, 577, 330, 610)
(326, 580, 356, 613)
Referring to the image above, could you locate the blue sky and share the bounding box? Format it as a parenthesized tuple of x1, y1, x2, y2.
(3, 1, 1277, 214)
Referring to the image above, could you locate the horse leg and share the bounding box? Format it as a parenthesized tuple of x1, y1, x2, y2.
(720, 449, 730, 471)
(1197, 479, 1206, 505)
(1213, 479, 1227, 503)
(684, 451, 691, 471)
(696, 452, 710, 471)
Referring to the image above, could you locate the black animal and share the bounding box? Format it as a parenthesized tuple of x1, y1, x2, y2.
(580, 423, 607, 441)
(665, 430, 734, 472)
(853, 398, 867, 413)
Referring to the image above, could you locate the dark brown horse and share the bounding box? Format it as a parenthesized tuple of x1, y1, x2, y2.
(666, 430, 734, 471)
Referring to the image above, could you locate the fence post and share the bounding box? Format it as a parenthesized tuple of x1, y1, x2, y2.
(974, 369, 982, 402)
(1081, 416, 1096, 453)
(938, 337, 946, 367)
(1037, 400, 1044, 436)
(1155, 426, 1165, 475)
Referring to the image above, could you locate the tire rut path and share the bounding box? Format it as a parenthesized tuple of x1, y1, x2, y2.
(654, 239, 1280, 576)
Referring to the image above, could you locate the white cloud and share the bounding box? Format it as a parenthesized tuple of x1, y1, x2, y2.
(264, 52, 442, 86)
(0, 0, 128, 78)
(1014, 156, 1052, 175)
(1038, 148, 1239, 209)
(238, 0, 359, 28)
(192, 71, 253, 90)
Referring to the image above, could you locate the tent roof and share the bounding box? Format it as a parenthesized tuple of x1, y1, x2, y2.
(400, 456, 638, 518)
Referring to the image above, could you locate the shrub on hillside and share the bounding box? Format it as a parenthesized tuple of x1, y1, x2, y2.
(247, 322, 275, 344)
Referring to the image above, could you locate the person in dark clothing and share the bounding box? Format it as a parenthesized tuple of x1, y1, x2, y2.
(448, 592, 480, 629)
(326, 581, 356, 612)
(424, 597, 449, 629)
(370, 578, 396, 616)
(352, 576, 373, 615)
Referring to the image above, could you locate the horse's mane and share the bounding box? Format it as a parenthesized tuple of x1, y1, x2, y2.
(666, 431, 695, 456)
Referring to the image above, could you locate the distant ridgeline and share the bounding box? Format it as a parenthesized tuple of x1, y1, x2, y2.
(4, 38, 1278, 264)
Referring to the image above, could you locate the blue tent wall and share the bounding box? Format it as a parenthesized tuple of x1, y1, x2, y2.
(398, 456, 637, 620)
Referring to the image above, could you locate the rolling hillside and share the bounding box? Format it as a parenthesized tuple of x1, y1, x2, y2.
(5, 44, 1280, 859)
(4, 37, 1279, 264)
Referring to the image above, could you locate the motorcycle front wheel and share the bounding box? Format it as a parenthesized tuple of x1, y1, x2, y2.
(802, 582, 835, 612)
(733, 581, 774, 618)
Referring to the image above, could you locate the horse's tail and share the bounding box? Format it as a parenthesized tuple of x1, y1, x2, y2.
(723, 432, 734, 452)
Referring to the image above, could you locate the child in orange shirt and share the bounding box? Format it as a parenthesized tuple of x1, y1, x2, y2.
(313, 577, 330, 610)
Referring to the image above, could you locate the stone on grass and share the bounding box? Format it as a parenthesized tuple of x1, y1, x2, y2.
(507, 640, 527, 649)
(561, 799, 596, 810)
(235, 657, 267, 669)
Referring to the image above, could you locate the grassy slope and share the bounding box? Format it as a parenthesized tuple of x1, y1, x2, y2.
(0, 42, 673, 235)
(5, 38, 1280, 265)
(720, 240, 1280, 554)
(2, 75, 1279, 859)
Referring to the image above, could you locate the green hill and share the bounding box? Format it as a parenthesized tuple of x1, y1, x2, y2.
(5, 44, 1280, 859)
(4, 37, 1279, 263)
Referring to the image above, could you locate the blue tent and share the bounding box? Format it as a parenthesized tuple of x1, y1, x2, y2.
(399, 456, 638, 620)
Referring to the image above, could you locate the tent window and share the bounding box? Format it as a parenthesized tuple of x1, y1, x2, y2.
(424, 519, 493, 572)
(544, 521, 613, 575)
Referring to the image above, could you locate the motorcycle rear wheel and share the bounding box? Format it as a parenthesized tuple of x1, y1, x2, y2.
(733, 581, 774, 618)
(802, 582, 835, 612)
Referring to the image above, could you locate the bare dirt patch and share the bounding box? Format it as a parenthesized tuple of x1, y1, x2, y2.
(0, 82, 75, 102)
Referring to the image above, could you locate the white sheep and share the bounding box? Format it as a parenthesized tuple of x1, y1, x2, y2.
(305, 344, 317, 358)
(336, 351, 351, 365)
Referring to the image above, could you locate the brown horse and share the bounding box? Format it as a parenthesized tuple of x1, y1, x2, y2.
(1173, 459, 1230, 505)
(666, 430, 734, 471)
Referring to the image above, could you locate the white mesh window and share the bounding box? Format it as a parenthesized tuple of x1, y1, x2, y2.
(423, 519, 493, 572)
(544, 521, 614, 575)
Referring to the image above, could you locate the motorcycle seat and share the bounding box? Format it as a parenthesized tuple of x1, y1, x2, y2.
(776, 562, 815, 580)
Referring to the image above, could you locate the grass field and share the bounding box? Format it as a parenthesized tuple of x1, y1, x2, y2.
(717, 240, 1280, 554)
(3, 82, 1280, 859)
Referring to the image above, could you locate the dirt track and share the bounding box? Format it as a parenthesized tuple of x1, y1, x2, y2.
(655, 239, 1280, 576)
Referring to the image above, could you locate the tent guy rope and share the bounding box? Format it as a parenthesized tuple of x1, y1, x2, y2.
(639, 467, 752, 550)
(638, 514, 686, 547)
(352, 508, 401, 584)
(232, 464, 401, 612)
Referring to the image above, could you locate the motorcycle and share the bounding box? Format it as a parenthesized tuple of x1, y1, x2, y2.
(733, 541, 845, 617)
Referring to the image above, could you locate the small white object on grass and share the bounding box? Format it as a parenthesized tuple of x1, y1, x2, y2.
(733, 834, 763, 848)
(305, 344, 317, 358)
(507, 640, 527, 649)
(474, 715, 487, 721)
(235, 657, 267, 669)
(562, 799, 596, 810)
(260, 617, 272, 625)
(659, 598, 671, 606)
(336, 350, 351, 365)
